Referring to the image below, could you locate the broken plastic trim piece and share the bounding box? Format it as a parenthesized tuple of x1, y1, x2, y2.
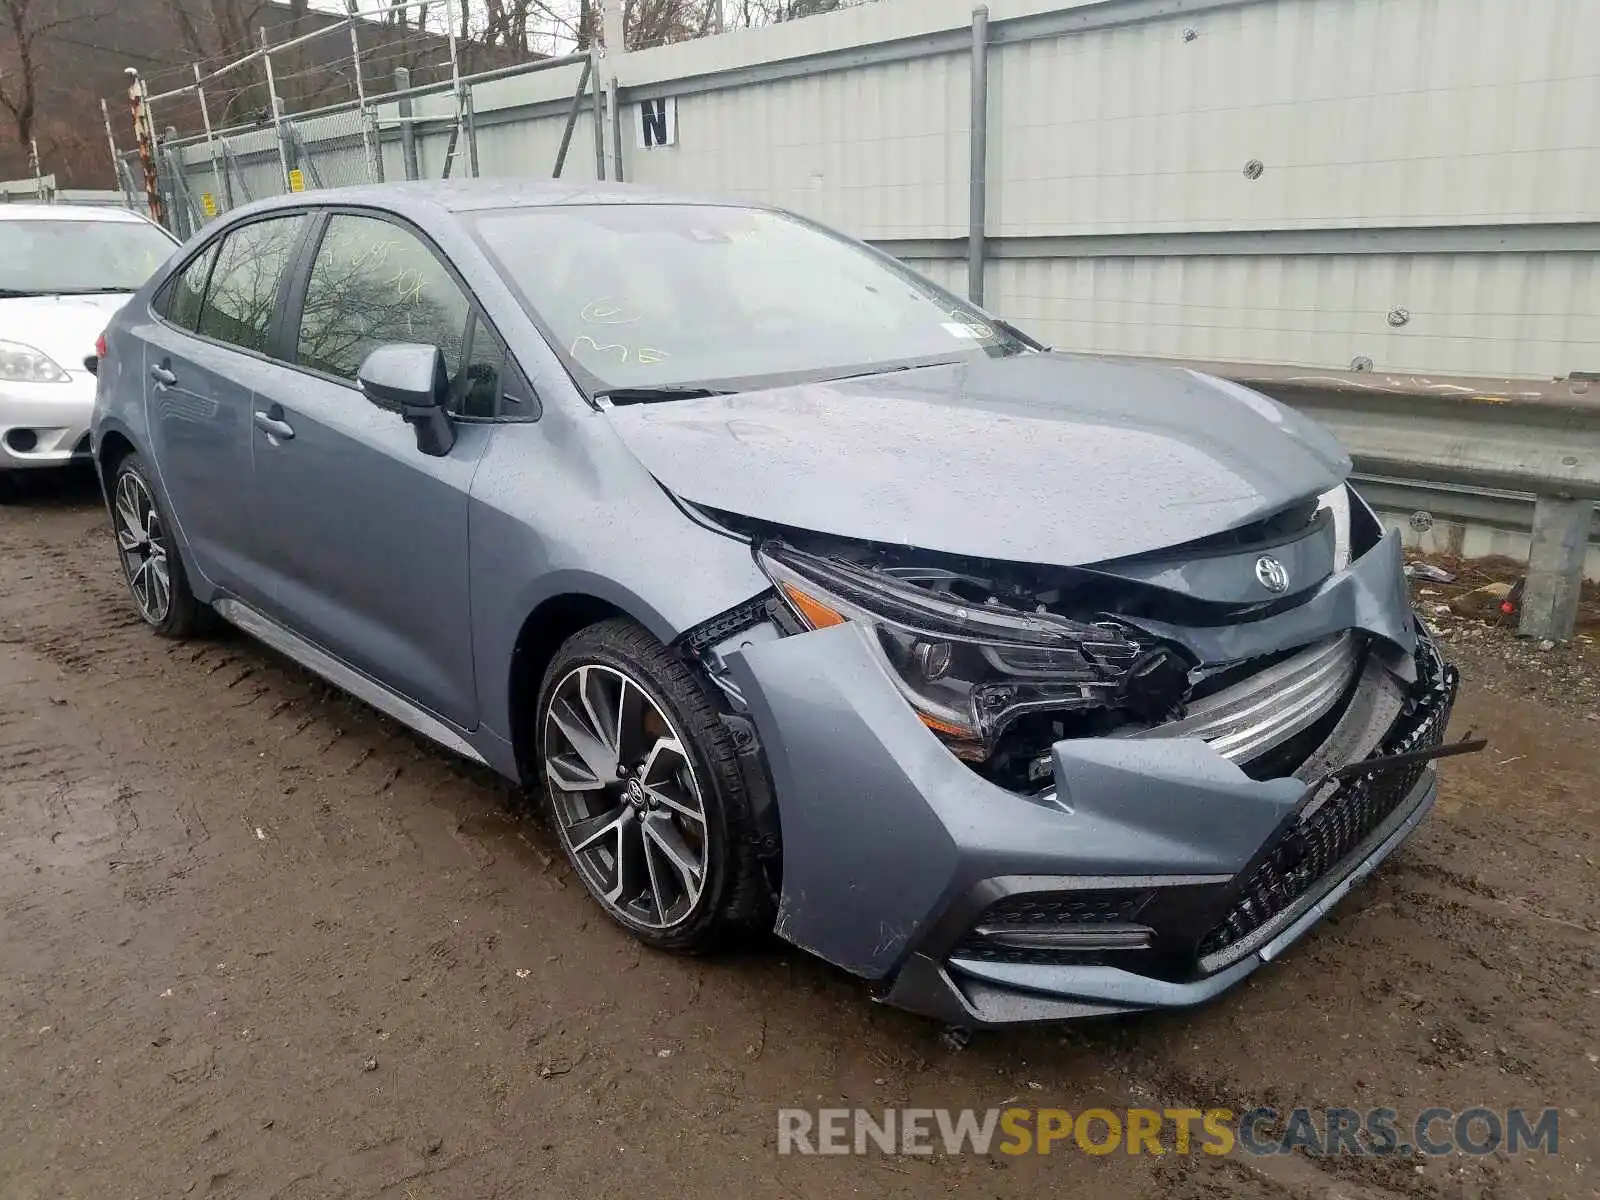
(1313, 731, 1487, 788)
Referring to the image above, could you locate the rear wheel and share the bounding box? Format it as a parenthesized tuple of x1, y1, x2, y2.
(110, 454, 208, 639)
(535, 619, 773, 952)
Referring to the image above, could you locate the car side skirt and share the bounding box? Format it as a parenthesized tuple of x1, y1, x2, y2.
(213, 598, 488, 766)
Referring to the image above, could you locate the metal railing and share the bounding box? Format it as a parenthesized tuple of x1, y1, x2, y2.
(1183, 361, 1600, 641)
(108, 0, 608, 233)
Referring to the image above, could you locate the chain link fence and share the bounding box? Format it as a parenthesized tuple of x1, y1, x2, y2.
(137, 47, 598, 236)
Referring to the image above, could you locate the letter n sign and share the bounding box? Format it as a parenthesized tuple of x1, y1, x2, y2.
(637, 97, 678, 149)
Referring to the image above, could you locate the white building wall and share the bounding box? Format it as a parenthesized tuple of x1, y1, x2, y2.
(186, 0, 1599, 378)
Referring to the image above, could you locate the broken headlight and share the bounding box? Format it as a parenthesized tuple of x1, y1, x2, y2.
(757, 542, 1145, 759)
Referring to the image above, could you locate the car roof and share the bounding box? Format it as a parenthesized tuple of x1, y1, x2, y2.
(224, 179, 767, 222)
(0, 203, 152, 223)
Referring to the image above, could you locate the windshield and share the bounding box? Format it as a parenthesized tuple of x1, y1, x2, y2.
(0, 217, 175, 296)
(470, 204, 1029, 394)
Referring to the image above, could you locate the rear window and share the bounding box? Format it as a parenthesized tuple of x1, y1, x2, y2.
(157, 243, 219, 332)
(196, 217, 302, 355)
(0, 216, 176, 297)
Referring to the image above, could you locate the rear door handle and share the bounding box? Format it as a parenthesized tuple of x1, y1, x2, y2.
(149, 363, 177, 388)
(253, 410, 295, 441)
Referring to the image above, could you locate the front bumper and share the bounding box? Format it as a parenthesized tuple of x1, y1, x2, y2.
(0, 373, 95, 470)
(726, 553, 1457, 1026)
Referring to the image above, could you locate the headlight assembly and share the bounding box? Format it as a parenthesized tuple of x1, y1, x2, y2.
(0, 339, 70, 384)
(756, 542, 1152, 759)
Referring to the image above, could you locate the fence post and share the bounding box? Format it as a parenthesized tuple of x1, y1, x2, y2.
(261, 28, 292, 192)
(29, 139, 46, 201)
(464, 86, 481, 178)
(346, 1, 382, 183)
(220, 141, 253, 203)
(395, 68, 420, 182)
(127, 69, 165, 229)
(444, 0, 469, 179)
(967, 5, 990, 306)
(193, 65, 229, 214)
(552, 56, 594, 178)
(163, 144, 200, 238)
(101, 99, 134, 208)
(589, 48, 606, 181)
(607, 72, 623, 183)
(601, 0, 625, 52)
(1518, 496, 1590, 641)
(286, 123, 325, 189)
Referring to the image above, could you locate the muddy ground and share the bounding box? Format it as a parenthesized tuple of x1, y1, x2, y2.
(1, 472, 1595, 1200)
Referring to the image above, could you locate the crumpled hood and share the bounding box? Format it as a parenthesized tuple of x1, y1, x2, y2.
(0, 293, 130, 368)
(606, 352, 1351, 567)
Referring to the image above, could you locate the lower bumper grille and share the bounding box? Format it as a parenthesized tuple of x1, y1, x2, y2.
(1198, 637, 1456, 964)
(952, 889, 1154, 966)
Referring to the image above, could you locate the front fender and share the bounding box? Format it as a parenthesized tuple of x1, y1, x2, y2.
(726, 622, 1306, 981)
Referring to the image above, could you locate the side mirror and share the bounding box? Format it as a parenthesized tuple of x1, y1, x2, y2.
(357, 343, 455, 457)
(83, 355, 99, 376)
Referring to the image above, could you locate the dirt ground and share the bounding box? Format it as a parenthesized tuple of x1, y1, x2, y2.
(2, 472, 1595, 1200)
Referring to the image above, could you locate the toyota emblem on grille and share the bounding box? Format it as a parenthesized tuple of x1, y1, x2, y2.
(1254, 555, 1290, 593)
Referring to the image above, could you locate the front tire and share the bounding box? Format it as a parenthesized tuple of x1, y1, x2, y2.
(535, 619, 773, 953)
(110, 454, 207, 639)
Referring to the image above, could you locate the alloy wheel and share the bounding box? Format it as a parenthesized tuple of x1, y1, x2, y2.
(543, 663, 709, 930)
(114, 470, 172, 625)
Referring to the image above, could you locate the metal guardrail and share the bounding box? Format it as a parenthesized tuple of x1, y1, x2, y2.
(1171, 360, 1599, 641)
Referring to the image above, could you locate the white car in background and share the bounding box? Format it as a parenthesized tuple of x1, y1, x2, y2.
(1, 204, 177, 491)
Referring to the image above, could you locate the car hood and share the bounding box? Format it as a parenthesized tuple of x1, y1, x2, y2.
(605, 352, 1351, 567)
(0, 292, 130, 367)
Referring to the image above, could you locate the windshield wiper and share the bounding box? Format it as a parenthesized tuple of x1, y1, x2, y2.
(0, 288, 45, 298)
(52, 287, 135, 295)
(597, 385, 734, 405)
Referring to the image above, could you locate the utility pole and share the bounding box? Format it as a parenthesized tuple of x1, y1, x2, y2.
(601, 0, 625, 51)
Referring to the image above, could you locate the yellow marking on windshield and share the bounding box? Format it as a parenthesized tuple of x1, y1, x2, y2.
(573, 335, 629, 363)
(389, 266, 426, 305)
(581, 298, 638, 325)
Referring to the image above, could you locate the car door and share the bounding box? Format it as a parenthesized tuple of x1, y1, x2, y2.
(142, 215, 304, 604)
(247, 210, 502, 730)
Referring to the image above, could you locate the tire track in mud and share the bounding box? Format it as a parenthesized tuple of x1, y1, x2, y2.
(1, 491, 1595, 1200)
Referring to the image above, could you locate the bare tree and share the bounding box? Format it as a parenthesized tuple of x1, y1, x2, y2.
(0, 0, 115, 159)
(159, 0, 271, 63)
(733, 0, 844, 30)
(487, 0, 851, 53)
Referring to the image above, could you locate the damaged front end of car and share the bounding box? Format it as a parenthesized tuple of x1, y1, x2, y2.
(677, 485, 1474, 1026)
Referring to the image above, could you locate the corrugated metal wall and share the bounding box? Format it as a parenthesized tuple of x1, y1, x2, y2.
(632, 56, 972, 239)
(177, 0, 1599, 379)
(986, 0, 1598, 235)
(603, 0, 1600, 378)
(989, 252, 1600, 376)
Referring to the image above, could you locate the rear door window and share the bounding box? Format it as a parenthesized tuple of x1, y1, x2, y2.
(156, 243, 219, 332)
(196, 216, 302, 355)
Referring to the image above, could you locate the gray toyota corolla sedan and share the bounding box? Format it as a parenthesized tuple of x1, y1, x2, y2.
(91, 181, 1466, 1027)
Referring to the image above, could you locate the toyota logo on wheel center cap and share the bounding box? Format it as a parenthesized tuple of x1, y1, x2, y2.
(1254, 555, 1290, 594)
(626, 778, 648, 807)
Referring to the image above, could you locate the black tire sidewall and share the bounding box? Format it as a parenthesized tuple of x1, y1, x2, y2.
(534, 620, 749, 952)
(112, 455, 200, 639)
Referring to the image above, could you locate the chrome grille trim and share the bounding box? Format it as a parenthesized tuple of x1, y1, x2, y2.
(1124, 633, 1361, 764)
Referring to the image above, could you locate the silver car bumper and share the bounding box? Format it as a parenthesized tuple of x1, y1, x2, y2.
(0, 372, 96, 470)
(725, 536, 1456, 1026)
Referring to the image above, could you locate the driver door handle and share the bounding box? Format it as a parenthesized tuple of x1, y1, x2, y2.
(149, 363, 177, 388)
(253, 410, 295, 441)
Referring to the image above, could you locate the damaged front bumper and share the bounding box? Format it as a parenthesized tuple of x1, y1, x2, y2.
(723, 540, 1459, 1027)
